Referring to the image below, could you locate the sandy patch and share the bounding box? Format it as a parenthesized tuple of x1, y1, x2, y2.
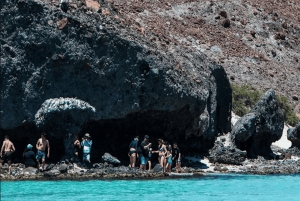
(85, 0, 100, 11)
(272, 124, 292, 149)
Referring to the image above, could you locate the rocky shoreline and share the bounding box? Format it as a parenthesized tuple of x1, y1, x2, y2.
(2, 155, 300, 181)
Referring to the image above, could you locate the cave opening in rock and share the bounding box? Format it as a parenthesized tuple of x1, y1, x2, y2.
(0, 106, 215, 165)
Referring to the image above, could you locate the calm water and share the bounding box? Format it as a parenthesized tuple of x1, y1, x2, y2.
(1, 174, 300, 201)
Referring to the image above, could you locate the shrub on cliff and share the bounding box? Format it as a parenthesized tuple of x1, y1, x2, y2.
(231, 84, 298, 126)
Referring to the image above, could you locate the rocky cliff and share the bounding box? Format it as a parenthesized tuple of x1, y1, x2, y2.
(0, 0, 231, 162)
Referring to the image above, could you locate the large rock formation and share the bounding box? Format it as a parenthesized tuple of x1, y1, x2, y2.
(232, 89, 284, 158)
(0, 0, 231, 162)
(287, 122, 300, 148)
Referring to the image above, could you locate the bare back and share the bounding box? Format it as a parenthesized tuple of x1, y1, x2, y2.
(36, 138, 49, 151)
(1, 140, 15, 152)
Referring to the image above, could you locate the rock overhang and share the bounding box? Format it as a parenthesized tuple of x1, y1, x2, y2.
(0, 0, 232, 157)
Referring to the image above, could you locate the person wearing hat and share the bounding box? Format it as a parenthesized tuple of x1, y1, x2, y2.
(23, 144, 37, 168)
(140, 135, 151, 170)
(81, 133, 92, 164)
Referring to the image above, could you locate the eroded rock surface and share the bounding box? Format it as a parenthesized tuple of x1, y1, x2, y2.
(232, 89, 284, 158)
(0, 0, 231, 159)
(287, 122, 300, 148)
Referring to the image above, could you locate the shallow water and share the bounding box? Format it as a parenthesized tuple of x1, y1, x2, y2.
(1, 174, 300, 201)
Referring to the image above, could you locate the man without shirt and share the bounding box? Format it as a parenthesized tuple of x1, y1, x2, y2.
(0, 135, 16, 174)
(36, 133, 50, 171)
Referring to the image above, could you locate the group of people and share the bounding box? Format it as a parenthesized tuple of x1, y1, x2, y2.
(128, 135, 183, 173)
(0, 132, 93, 174)
(1, 133, 182, 174)
(0, 133, 50, 174)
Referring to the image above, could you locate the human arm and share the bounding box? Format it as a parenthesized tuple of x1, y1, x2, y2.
(178, 153, 181, 162)
(47, 140, 50, 158)
(0, 142, 5, 156)
(36, 139, 40, 150)
(11, 143, 16, 153)
(143, 143, 151, 150)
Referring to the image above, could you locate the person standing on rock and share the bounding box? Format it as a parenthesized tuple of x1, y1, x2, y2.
(0, 135, 16, 174)
(23, 144, 37, 168)
(140, 135, 151, 170)
(73, 135, 81, 159)
(172, 143, 183, 173)
(36, 133, 50, 172)
(81, 133, 92, 165)
(128, 136, 139, 168)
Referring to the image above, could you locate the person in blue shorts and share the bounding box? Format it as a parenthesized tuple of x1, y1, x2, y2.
(36, 133, 50, 171)
(81, 133, 92, 165)
(140, 135, 151, 170)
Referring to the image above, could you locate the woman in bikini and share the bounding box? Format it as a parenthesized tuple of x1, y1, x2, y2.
(128, 136, 139, 168)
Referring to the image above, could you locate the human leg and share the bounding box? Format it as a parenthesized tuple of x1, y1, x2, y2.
(131, 153, 137, 167)
(7, 160, 12, 174)
(140, 155, 146, 170)
(0, 159, 3, 173)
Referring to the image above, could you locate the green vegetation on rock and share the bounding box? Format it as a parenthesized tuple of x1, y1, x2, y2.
(231, 84, 298, 126)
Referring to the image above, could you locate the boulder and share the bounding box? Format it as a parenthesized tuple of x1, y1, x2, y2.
(209, 141, 246, 165)
(232, 89, 284, 158)
(59, 164, 68, 173)
(102, 153, 121, 165)
(151, 164, 163, 173)
(287, 122, 300, 148)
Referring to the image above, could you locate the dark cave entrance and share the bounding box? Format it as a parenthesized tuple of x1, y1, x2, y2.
(0, 106, 215, 165)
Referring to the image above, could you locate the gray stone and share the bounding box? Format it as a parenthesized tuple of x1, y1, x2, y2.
(151, 164, 163, 173)
(209, 141, 246, 165)
(232, 89, 284, 158)
(102, 153, 121, 165)
(59, 164, 68, 173)
(287, 122, 300, 148)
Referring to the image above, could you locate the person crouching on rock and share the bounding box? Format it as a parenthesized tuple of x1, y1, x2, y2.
(140, 135, 151, 170)
(81, 133, 92, 165)
(0, 135, 16, 174)
(23, 144, 37, 168)
(129, 136, 139, 168)
(36, 133, 50, 172)
(73, 135, 81, 159)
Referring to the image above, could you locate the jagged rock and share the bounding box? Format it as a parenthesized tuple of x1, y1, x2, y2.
(35, 98, 96, 134)
(151, 164, 163, 173)
(287, 122, 300, 148)
(232, 89, 284, 158)
(102, 153, 121, 165)
(23, 167, 38, 175)
(59, 164, 68, 173)
(209, 141, 246, 165)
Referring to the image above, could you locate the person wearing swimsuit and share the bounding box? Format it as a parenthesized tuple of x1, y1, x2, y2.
(73, 135, 81, 158)
(152, 139, 166, 172)
(0, 135, 16, 174)
(165, 149, 172, 173)
(36, 133, 50, 172)
(128, 136, 139, 168)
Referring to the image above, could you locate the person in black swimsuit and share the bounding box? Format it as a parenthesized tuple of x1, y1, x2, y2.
(73, 135, 81, 159)
(128, 136, 139, 168)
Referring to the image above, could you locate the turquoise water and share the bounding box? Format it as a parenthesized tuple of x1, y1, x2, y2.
(1, 174, 300, 201)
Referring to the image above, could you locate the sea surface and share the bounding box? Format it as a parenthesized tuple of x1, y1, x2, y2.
(1, 174, 300, 201)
